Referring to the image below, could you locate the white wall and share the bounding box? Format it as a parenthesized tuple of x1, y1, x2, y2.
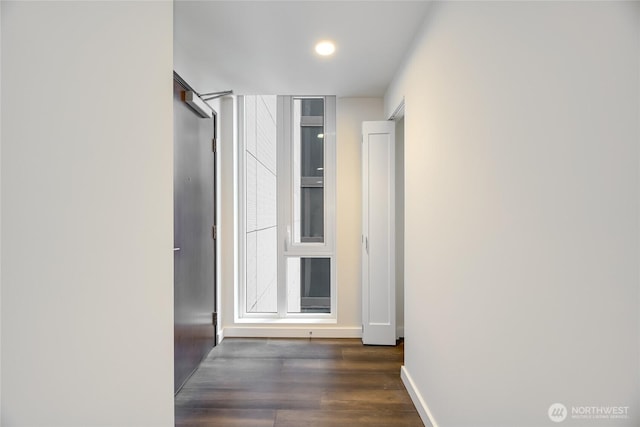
(0, 1, 3, 412)
(387, 2, 640, 426)
(1, 2, 174, 426)
(336, 98, 385, 332)
(221, 97, 383, 336)
(173, 14, 209, 99)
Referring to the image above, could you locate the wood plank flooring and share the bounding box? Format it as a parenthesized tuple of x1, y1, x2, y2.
(175, 338, 424, 427)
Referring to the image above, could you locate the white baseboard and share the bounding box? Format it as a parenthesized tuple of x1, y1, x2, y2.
(221, 326, 362, 338)
(401, 365, 438, 427)
(217, 328, 225, 343)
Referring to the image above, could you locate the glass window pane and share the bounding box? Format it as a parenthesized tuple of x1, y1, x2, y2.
(293, 98, 324, 244)
(301, 126, 324, 177)
(287, 257, 331, 313)
(301, 98, 324, 116)
(301, 188, 324, 242)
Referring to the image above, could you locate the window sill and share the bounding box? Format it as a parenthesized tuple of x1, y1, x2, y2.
(233, 316, 337, 325)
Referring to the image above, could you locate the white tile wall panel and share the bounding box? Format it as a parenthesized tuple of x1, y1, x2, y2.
(260, 279, 278, 314)
(256, 97, 277, 174)
(257, 163, 277, 229)
(262, 95, 277, 124)
(246, 154, 257, 232)
(244, 94, 278, 314)
(246, 231, 257, 312)
(257, 227, 278, 313)
(245, 96, 257, 156)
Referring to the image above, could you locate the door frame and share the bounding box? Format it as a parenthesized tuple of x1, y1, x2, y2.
(389, 99, 405, 341)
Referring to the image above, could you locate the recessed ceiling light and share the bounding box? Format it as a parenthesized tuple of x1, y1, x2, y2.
(315, 41, 335, 56)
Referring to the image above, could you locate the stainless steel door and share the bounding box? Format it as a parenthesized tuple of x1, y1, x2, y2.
(173, 79, 216, 392)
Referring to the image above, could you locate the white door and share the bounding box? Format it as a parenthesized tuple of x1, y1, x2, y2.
(362, 121, 396, 345)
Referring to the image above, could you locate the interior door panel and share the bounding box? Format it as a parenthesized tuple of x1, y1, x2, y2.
(173, 78, 216, 392)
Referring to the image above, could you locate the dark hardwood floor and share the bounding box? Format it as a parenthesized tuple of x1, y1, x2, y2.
(175, 338, 424, 427)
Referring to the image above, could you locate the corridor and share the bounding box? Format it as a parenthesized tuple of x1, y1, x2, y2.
(175, 338, 422, 426)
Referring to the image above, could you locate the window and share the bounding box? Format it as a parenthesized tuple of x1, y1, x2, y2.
(238, 95, 336, 320)
(293, 98, 325, 244)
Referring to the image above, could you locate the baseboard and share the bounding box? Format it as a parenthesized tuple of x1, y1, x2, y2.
(221, 326, 362, 338)
(217, 328, 225, 343)
(401, 365, 438, 427)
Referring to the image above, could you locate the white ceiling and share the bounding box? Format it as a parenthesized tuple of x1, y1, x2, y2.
(174, 1, 431, 97)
